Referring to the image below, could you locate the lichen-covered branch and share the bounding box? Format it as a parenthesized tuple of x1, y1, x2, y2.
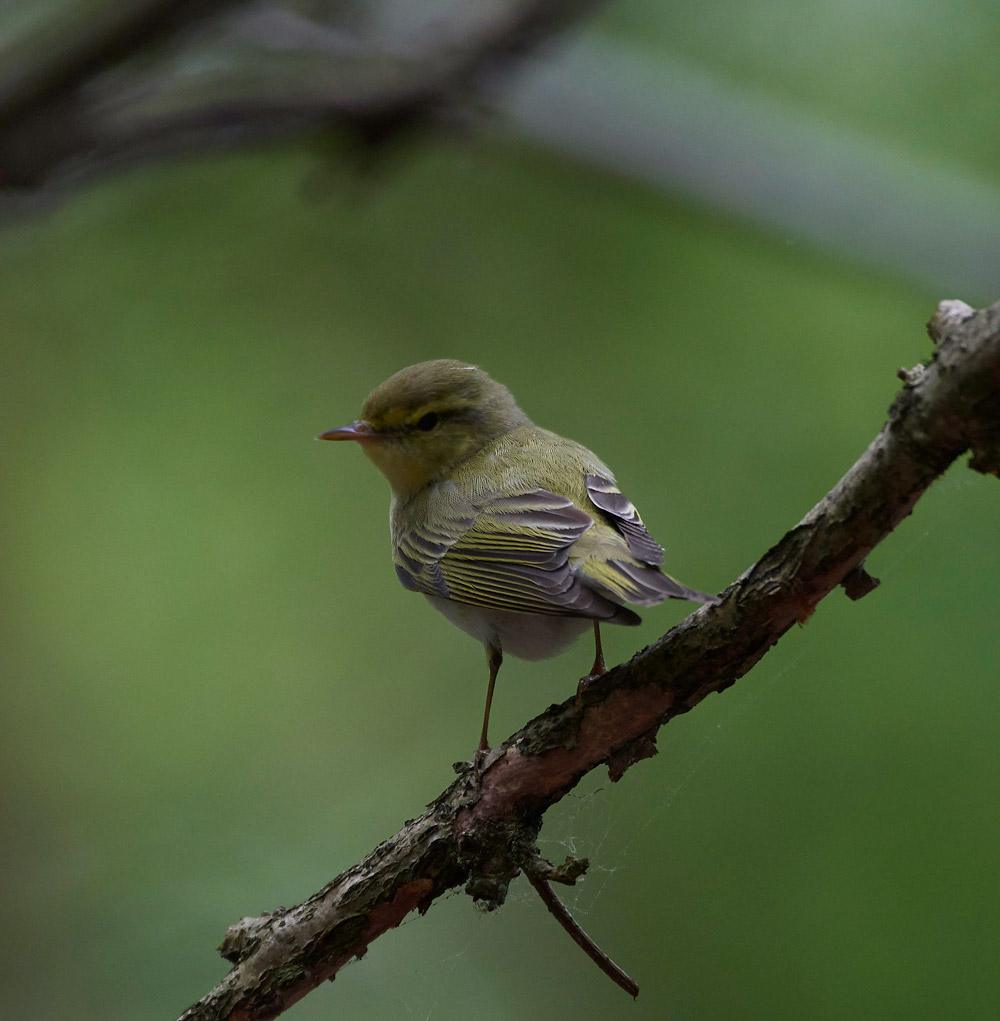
(177, 298, 1000, 1020)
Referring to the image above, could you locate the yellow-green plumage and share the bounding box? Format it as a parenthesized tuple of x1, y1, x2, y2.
(393, 424, 701, 618)
(319, 359, 716, 757)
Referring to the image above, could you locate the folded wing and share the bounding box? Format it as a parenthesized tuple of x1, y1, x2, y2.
(394, 486, 639, 622)
(582, 473, 719, 606)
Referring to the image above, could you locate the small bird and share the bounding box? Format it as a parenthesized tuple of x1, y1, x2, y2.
(319, 360, 716, 763)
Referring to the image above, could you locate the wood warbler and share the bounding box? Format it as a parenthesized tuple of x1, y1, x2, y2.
(319, 360, 716, 761)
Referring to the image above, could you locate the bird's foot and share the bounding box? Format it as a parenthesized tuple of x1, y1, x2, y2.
(453, 749, 490, 778)
(576, 667, 606, 709)
(472, 745, 490, 780)
(577, 653, 606, 692)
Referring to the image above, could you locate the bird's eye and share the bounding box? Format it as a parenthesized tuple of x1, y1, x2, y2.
(416, 412, 439, 431)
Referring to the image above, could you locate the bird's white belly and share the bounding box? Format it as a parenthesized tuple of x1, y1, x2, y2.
(425, 595, 593, 660)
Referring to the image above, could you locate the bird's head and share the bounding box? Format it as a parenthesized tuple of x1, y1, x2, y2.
(318, 359, 530, 497)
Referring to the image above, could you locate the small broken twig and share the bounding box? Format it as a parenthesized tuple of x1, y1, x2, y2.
(524, 867, 639, 998)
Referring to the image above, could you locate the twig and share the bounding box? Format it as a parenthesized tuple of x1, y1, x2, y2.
(525, 868, 639, 998)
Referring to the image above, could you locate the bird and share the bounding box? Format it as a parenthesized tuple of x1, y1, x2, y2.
(318, 359, 717, 765)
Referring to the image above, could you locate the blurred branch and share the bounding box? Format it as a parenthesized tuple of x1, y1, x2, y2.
(503, 38, 1000, 299)
(0, 0, 606, 195)
(0, 0, 243, 187)
(178, 297, 1000, 1020)
(0, 0, 238, 116)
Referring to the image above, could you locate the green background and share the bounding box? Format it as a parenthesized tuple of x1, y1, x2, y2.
(2, 2, 999, 1019)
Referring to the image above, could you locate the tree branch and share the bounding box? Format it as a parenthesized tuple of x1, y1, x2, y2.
(0, 0, 243, 188)
(0, 0, 236, 118)
(0, 0, 606, 195)
(177, 297, 1000, 1020)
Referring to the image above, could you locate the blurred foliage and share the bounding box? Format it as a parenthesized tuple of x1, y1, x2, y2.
(1, 2, 999, 1020)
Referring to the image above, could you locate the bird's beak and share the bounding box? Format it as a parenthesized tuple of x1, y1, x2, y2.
(316, 420, 378, 442)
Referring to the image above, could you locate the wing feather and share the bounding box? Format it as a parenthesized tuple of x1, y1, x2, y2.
(393, 474, 716, 621)
(585, 473, 664, 565)
(393, 486, 632, 619)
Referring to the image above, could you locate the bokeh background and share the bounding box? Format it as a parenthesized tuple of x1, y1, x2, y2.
(2, 2, 999, 1019)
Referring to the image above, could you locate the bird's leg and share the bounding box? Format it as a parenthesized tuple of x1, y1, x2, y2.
(589, 620, 607, 678)
(474, 644, 502, 774)
(577, 621, 606, 700)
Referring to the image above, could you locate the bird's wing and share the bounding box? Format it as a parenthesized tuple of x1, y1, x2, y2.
(582, 473, 719, 607)
(584, 473, 664, 564)
(393, 486, 635, 620)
